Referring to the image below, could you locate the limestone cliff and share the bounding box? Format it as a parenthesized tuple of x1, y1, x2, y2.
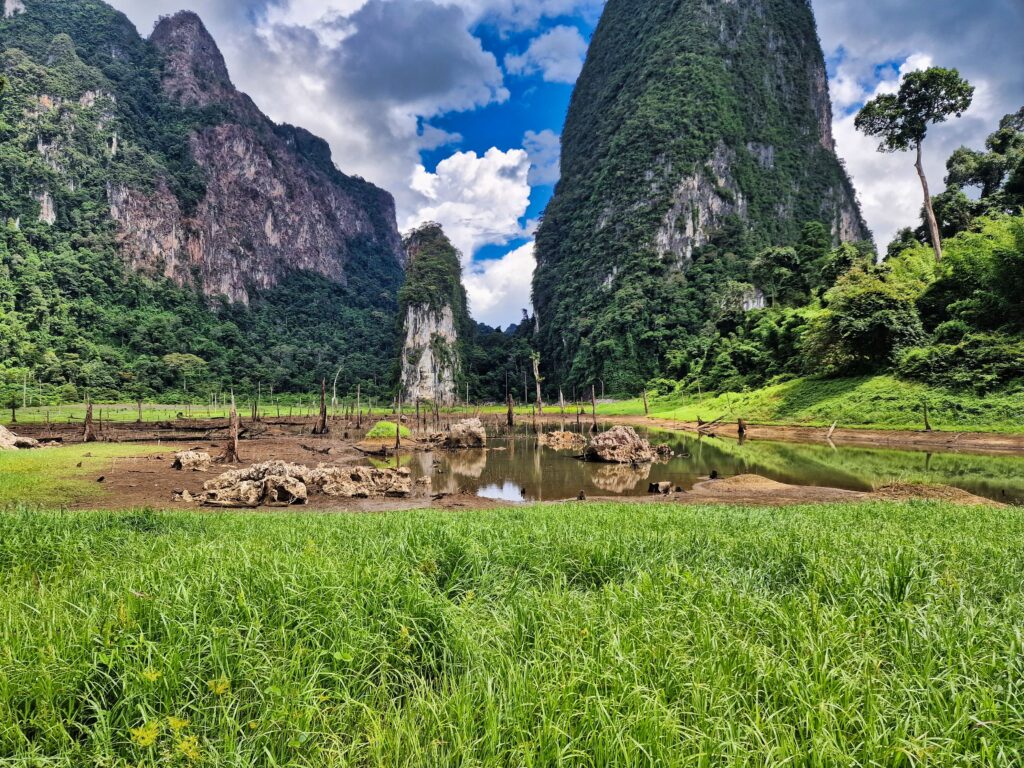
(109, 11, 404, 304)
(532, 0, 870, 390)
(398, 225, 469, 405)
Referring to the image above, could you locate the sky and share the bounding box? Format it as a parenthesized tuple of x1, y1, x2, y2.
(106, 0, 1024, 329)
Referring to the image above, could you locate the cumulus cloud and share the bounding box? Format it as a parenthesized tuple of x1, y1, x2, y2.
(522, 129, 561, 186)
(464, 241, 536, 328)
(406, 147, 532, 259)
(505, 25, 587, 83)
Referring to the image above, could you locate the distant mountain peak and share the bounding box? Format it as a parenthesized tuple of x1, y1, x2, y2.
(150, 10, 234, 108)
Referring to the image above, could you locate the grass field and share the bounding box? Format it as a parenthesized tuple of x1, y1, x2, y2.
(596, 376, 1024, 433)
(2, 502, 1022, 766)
(0, 444, 166, 506)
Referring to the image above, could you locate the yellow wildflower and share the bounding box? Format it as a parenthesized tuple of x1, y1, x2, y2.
(167, 716, 189, 733)
(130, 721, 160, 748)
(175, 735, 202, 763)
(206, 675, 231, 696)
(141, 667, 162, 683)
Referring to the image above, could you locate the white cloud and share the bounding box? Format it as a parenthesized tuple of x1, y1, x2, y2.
(464, 241, 536, 328)
(522, 129, 561, 185)
(405, 147, 532, 259)
(505, 25, 587, 84)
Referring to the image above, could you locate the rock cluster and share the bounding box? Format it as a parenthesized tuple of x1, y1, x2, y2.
(172, 450, 213, 471)
(195, 460, 412, 508)
(583, 426, 673, 465)
(430, 418, 487, 450)
(538, 431, 587, 451)
(0, 425, 39, 450)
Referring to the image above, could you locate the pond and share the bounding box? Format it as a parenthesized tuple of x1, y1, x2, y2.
(384, 425, 1024, 505)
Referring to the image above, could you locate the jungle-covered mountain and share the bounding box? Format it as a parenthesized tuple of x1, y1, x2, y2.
(532, 0, 870, 392)
(0, 0, 405, 401)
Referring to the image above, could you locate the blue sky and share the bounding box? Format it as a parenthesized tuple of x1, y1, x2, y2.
(109, 0, 1024, 328)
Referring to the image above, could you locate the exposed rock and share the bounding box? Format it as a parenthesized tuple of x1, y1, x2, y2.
(172, 450, 212, 471)
(3, 0, 25, 19)
(0, 424, 38, 450)
(584, 426, 658, 464)
(399, 225, 466, 405)
(654, 443, 674, 459)
(431, 418, 487, 450)
(35, 190, 56, 225)
(648, 481, 672, 494)
(103, 11, 405, 306)
(538, 431, 587, 451)
(200, 460, 411, 506)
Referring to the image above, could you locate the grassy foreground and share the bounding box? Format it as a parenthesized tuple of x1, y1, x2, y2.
(598, 376, 1024, 433)
(2, 503, 1023, 766)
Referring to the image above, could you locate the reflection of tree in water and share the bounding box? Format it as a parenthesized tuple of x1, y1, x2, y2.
(447, 449, 488, 478)
(591, 463, 651, 493)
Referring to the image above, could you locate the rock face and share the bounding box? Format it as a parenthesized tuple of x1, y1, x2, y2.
(399, 224, 469, 405)
(532, 0, 870, 389)
(107, 12, 404, 305)
(0, 424, 37, 450)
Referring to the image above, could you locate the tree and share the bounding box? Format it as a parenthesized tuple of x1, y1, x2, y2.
(750, 247, 803, 307)
(946, 107, 1024, 212)
(161, 353, 206, 394)
(855, 67, 974, 263)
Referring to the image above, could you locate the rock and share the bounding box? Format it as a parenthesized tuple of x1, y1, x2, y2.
(200, 460, 410, 506)
(263, 475, 307, 505)
(584, 426, 658, 464)
(172, 450, 213, 471)
(648, 481, 672, 494)
(538, 431, 587, 451)
(655, 444, 674, 459)
(0, 424, 38, 450)
(431, 418, 487, 450)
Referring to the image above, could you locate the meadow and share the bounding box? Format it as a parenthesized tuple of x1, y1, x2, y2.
(2, 501, 1023, 766)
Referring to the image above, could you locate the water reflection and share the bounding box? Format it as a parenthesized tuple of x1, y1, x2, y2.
(392, 424, 1024, 505)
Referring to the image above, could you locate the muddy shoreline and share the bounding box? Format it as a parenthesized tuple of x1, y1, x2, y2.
(9, 415, 1008, 511)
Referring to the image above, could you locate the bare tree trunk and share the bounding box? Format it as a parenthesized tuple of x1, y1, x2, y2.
(395, 389, 403, 450)
(923, 401, 932, 432)
(642, 389, 649, 416)
(356, 384, 362, 429)
(559, 389, 565, 416)
(136, 400, 143, 424)
(916, 142, 943, 263)
(532, 355, 544, 415)
(313, 379, 330, 435)
(220, 395, 241, 464)
(506, 393, 515, 428)
(83, 398, 97, 443)
(590, 385, 598, 433)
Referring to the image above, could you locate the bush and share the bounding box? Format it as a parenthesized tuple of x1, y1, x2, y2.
(365, 421, 412, 440)
(898, 333, 1024, 393)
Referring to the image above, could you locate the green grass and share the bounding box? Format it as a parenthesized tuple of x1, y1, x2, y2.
(365, 421, 412, 440)
(2, 502, 1023, 765)
(597, 376, 1024, 433)
(0, 444, 166, 505)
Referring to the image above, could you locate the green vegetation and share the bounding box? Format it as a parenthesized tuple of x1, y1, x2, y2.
(533, 0, 865, 391)
(2, 502, 1023, 764)
(365, 420, 412, 440)
(0, 443, 164, 505)
(0, 0, 402, 404)
(603, 375, 1024, 433)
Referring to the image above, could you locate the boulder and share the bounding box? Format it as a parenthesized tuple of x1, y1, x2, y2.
(203, 479, 264, 508)
(311, 466, 412, 498)
(538, 431, 587, 451)
(0, 424, 38, 450)
(172, 450, 212, 472)
(648, 481, 672, 494)
(584, 426, 658, 464)
(431, 418, 487, 450)
(263, 475, 307, 505)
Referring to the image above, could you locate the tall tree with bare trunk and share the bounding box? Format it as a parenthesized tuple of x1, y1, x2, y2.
(856, 67, 974, 262)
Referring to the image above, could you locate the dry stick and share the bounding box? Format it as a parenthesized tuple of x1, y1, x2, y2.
(559, 389, 565, 416)
(826, 421, 838, 441)
(395, 389, 403, 450)
(83, 398, 97, 443)
(221, 395, 241, 464)
(923, 401, 932, 432)
(590, 385, 598, 433)
(507, 393, 515, 428)
(313, 379, 329, 435)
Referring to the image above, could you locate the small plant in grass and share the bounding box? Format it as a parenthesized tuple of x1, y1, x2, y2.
(365, 421, 411, 440)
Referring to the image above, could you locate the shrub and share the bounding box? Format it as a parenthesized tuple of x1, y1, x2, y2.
(365, 421, 412, 440)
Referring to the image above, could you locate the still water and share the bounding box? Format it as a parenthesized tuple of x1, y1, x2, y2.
(377, 425, 1024, 505)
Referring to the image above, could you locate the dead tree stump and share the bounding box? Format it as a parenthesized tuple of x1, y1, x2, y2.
(313, 379, 330, 435)
(83, 399, 98, 443)
(220, 397, 241, 464)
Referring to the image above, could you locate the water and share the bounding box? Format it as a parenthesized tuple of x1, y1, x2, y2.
(375, 425, 1024, 505)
